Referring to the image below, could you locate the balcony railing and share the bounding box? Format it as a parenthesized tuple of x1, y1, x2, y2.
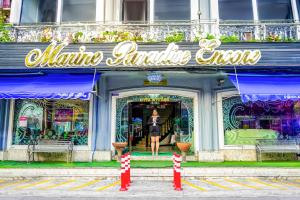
(1, 20, 300, 43)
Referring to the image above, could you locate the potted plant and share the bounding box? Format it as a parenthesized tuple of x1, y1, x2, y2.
(174, 118, 192, 162)
(176, 142, 191, 162)
(112, 142, 128, 162)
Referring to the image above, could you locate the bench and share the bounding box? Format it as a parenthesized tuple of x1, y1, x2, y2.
(255, 139, 300, 161)
(27, 139, 73, 163)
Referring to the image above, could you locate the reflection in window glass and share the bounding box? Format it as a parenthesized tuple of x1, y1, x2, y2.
(257, 0, 293, 20)
(154, 0, 190, 21)
(62, 0, 96, 22)
(297, 0, 300, 19)
(219, 0, 253, 20)
(223, 97, 300, 145)
(13, 99, 90, 145)
(20, 0, 57, 23)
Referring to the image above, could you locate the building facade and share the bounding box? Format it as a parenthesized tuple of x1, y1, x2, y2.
(1, 0, 300, 162)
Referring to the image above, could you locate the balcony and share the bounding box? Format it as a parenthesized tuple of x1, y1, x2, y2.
(0, 20, 300, 43)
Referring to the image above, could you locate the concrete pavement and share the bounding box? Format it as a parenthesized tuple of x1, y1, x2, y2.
(0, 177, 300, 199)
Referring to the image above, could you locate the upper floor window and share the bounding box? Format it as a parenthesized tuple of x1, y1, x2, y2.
(20, 0, 96, 24)
(122, 0, 148, 22)
(154, 0, 190, 21)
(297, 0, 300, 19)
(20, 0, 57, 23)
(257, 0, 293, 20)
(62, 0, 96, 22)
(218, 0, 253, 20)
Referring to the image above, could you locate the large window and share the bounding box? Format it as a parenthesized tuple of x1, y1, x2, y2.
(154, 0, 190, 21)
(62, 0, 96, 22)
(257, 0, 293, 20)
(222, 96, 300, 145)
(20, 0, 57, 23)
(218, 0, 253, 20)
(12, 99, 90, 145)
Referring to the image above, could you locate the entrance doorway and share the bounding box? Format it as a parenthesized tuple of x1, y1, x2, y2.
(112, 91, 198, 156)
(128, 101, 181, 152)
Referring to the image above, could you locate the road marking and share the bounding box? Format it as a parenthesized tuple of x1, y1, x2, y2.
(69, 179, 102, 191)
(272, 179, 300, 188)
(247, 178, 286, 190)
(182, 179, 207, 192)
(96, 181, 120, 191)
(200, 179, 232, 190)
(39, 180, 76, 190)
(14, 179, 51, 190)
(224, 178, 261, 190)
(0, 180, 30, 189)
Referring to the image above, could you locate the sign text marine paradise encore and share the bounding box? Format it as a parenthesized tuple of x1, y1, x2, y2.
(24, 39, 262, 68)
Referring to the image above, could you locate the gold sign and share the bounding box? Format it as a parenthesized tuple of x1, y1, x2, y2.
(144, 79, 168, 86)
(25, 41, 103, 68)
(139, 97, 170, 102)
(24, 40, 261, 68)
(196, 39, 261, 65)
(106, 42, 191, 66)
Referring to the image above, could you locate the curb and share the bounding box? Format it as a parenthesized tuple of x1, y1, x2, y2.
(0, 167, 300, 178)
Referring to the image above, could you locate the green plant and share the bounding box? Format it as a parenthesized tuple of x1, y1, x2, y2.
(284, 37, 296, 42)
(205, 33, 216, 40)
(266, 34, 281, 42)
(72, 31, 84, 43)
(193, 33, 216, 42)
(39, 28, 54, 42)
(220, 34, 240, 43)
(0, 22, 13, 42)
(165, 32, 185, 43)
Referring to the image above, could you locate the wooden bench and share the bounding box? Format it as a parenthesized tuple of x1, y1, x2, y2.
(255, 139, 300, 161)
(27, 139, 73, 163)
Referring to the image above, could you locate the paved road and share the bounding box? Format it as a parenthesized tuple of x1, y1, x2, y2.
(0, 177, 300, 199)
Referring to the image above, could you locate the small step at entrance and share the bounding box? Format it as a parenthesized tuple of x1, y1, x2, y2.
(131, 152, 173, 156)
(131, 152, 173, 160)
(130, 152, 197, 161)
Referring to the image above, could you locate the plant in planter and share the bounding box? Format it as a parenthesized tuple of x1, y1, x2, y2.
(132, 32, 143, 42)
(40, 28, 53, 43)
(102, 31, 118, 42)
(112, 142, 128, 162)
(266, 33, 281, 42)
(116, 31, 134, 42)
(176, 142, 192, 162)
(72, 31, 84, 43)
(165, 32, 185, 43)
(220, 34, 240, 43)
(0, 23, 13, 42)
(193, 33, 216, 42)
(284, 37, 296, 42)
(92, 32, 106, 43)
(173, 117, 192, 162)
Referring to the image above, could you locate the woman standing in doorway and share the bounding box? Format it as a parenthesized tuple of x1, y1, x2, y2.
(148, 109, 161, 159)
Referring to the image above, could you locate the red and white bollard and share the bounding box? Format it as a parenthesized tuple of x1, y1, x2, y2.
(120, 154, 128, 191)
(120, 153, 131, 191)
(128, 153, 131, 184)
(173, 153, 182, 191)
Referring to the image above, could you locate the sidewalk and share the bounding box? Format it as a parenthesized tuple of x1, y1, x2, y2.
(1, 167, 300, 179)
